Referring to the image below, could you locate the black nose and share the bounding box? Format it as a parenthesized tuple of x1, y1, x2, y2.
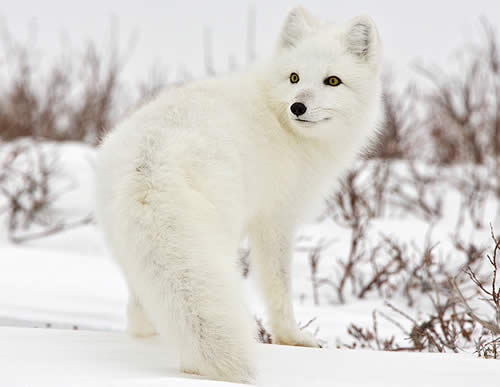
(290, 102, 307, 117)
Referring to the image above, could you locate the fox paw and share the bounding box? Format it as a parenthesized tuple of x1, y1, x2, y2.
(180, 364, 200, 376)
(128, 322, 157, 337)
(273, 328, 320, 348)
(127, 303, 157, 338)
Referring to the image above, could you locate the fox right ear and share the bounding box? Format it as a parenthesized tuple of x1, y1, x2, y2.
(345, 16, 381, 64)
(277, 7, 319, 52)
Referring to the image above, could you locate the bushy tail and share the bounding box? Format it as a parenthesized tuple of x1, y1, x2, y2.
(119, 196, 256, 383)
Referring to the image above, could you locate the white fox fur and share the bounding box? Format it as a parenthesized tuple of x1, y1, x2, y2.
(95, 6, 383, 384)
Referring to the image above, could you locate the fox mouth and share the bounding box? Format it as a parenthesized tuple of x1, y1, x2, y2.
(294, 117, 331, 124)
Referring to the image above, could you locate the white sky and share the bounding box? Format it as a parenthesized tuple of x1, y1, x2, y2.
(1, 0, 500, 83)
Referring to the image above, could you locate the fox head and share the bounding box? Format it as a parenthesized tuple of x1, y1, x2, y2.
(261, 7, 383, 143)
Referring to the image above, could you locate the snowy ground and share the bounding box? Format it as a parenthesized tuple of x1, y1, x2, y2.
(1, 141, 499, 385)
(3, 327, 499, 387)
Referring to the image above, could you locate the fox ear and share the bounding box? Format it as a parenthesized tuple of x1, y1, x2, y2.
(345, 16, 381, 63)
(277, 7, 319, 51)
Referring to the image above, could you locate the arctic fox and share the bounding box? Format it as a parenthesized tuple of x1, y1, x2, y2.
(95, 6, 383, 384)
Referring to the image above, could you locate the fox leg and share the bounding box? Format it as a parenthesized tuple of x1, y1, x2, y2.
(249, 220, 319, 347)
(126, 290, 157, 337)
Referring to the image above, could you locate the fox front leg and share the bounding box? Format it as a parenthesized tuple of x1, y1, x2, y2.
(249, 220, 319, 347)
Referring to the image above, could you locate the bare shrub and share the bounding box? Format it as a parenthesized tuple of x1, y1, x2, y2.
(418, 19, 500, 166)
(341, 297, 477, 353)
(476, 329, 500, 359)
(0, 140, 58, 235)
(0, 139, 93, 242)
(389, 161, 442, 221)
(357, 235, 407, 300)
(338, 229, 500, 357)
(0, 26, 141, 144)
(341, 310, 397, 351)
(451, 226, 500, 358)
(371, 77, 420, 160)
(296, 238, 337, 305)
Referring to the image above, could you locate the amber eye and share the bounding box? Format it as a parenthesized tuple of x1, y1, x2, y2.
(290, 72, 300, 84)
(324, 76, 342, 87)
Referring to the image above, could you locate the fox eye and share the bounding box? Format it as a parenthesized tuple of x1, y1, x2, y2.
(324, 76, 342, 87)
(289, 72, 300, 84)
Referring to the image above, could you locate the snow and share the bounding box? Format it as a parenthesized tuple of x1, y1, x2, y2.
(2, 327, 499, 387)
(0, 245, 126, 331)
(0, 239, 385, 343)
(1, 141, 499, 385)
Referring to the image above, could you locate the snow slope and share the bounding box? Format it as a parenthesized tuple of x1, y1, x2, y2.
(1, 142, 499, 386)
(0, 244, 126, 331)
(3, 326, 499, 387)
(0, 241, 385, 343)
(1, 217, 499, 386)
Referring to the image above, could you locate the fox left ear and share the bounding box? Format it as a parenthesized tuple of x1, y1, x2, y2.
(345, 16, 381, 63)
(277, 7, 319, 52)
